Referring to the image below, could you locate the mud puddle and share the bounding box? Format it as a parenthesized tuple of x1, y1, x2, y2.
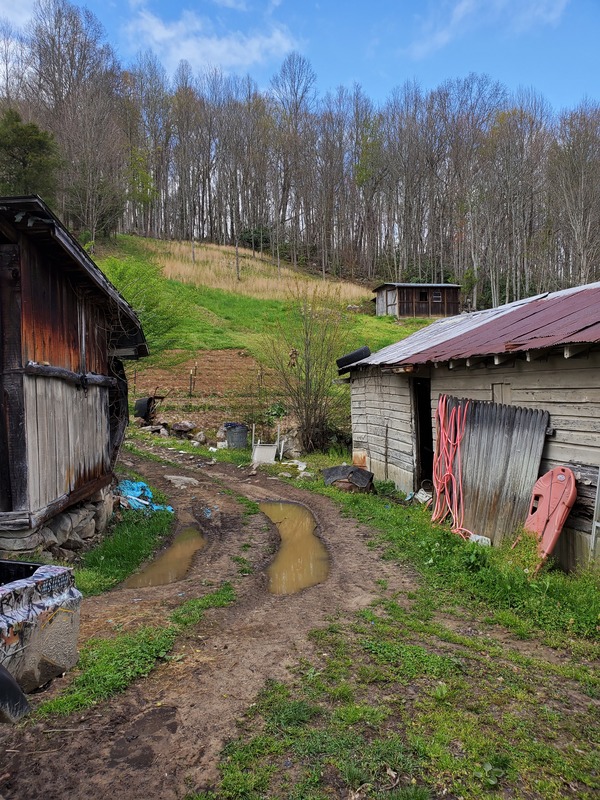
(260, 501, 329, 594)
(123, 526, 206, 589)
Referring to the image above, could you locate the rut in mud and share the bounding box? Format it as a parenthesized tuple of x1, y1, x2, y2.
(0, 451, 418, 800)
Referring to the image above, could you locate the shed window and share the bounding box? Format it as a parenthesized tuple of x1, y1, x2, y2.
(419, 290, 428, 302)
(432, 290, 442, 302)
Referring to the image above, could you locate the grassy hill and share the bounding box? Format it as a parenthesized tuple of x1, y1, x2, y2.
(98, 235, 429, 360)
(96, 236, 431, 437)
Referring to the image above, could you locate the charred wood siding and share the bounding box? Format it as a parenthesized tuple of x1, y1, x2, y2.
(0, 245, 27, 513)
(19, 236, 108, 373)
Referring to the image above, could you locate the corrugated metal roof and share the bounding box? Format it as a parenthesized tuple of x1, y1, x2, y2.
(351, 282, 600, 369)
(373, 282, 461, 292)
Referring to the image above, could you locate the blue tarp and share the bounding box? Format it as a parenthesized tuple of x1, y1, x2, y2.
(116, 480, 174, 513)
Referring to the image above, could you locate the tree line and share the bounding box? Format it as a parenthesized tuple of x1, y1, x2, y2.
(1, 0, 600, 307)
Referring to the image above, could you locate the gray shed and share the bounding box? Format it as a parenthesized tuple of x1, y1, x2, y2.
(344, 283, 600, 571)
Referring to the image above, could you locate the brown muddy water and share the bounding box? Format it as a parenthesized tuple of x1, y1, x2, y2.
(123, 526, 206, 589)
(260, 501, 329, 594)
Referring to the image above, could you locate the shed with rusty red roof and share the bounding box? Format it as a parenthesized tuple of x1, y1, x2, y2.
(344, 283, 600, 570)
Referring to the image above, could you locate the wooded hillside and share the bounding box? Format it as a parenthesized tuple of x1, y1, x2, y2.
(1, 0, 600, 307)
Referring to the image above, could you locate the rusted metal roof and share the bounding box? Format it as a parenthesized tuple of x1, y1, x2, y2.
(0, 195, 148, 358)
(349, 283, 600, 370)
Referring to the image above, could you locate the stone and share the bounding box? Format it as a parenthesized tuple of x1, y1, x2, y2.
(48, 514, 73, 546)
(0, 530, 44, 552)
(172, 420, 196, 433)
(192, 430, 207, 444)
(93, 492, 113, 533)
(159, 428, 169, 437)
(164, 475, 200, 489)
(38, 527, 58, 548)
(50, 546, 75, 563)
(278, 472, 293, 478)
(78, 520, 96, 540)
(216, 424, 227, 441)
(133, 417, 146, 427)
(64, 532, 84, 551)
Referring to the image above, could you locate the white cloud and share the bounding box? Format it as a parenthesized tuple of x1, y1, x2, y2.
(125, 6, 296, 74)
(407, 0, 570, 59)
(0, 0, 35, 29)
(212, 0, 248, 10)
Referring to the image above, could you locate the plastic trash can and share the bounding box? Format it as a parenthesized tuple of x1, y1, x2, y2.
(224, 423, 249, 449)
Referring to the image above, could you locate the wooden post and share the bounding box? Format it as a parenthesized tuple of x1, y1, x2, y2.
(0, 245, 27, 511)
(189, 370, 193, 397)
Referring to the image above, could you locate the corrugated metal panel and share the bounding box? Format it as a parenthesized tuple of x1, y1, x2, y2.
(441, 396, 549, 545)
(351, 282, 600, 369)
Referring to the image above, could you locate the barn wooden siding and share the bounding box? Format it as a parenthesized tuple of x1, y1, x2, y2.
(0, 237, 117, 528)
(24, 377, 110, 523)
(20, 236, 107, 373)
(351, 368, 415, 491)
(351, 350, 600, 570)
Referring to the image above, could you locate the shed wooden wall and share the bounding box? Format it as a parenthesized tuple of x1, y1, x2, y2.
(351, 350, 600, 569)
(375, 287, 460, 318)
(24, 377, 110, 515)
(351, 368, 416, 492)
(19, 236, 108, 373)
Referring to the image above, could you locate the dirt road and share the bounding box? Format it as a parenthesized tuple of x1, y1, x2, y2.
(0, 451, 418, 800)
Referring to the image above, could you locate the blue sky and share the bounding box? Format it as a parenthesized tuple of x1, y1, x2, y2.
(2, 0, 598, 111)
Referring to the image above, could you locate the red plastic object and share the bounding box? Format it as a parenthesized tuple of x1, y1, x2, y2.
(524, 466, 577, 570)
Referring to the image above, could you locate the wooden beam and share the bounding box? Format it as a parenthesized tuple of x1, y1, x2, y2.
(564, 345, 589, 359)
(23, 363, 117, 389)
(494, 354, 513, 366)
(465, 356, 486, 368)
(525, 349, 551, 362)
(0, 244, 27, 512)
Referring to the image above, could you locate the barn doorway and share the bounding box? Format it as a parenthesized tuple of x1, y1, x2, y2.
(412, 378, 433, 488)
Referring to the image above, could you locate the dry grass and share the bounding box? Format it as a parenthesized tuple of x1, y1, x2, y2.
(145, 239, 372, 303)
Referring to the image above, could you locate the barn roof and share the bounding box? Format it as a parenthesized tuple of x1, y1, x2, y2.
(0, 195, 148, 358)
(372, 282, 461, 292)
(346, 282, 600, 371)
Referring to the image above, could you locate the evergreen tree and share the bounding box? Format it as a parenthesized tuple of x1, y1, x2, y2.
(0, 109, 60, 200)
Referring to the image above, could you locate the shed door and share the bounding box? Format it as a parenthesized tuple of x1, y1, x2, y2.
(412, 378, 433, 488)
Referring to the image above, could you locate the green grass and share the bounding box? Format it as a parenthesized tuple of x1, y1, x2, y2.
(311, 481, 600, 642)
(97, 235, 428, 360)
(74, 507, 174, 595)
(202, 590, 599, 799)
(38, 583, 236, 717)
(37, 626, 177, 716)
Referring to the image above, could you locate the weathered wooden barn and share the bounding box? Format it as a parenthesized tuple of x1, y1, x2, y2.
(0, 196, 148, 550)
(373, 282, 461, 317)
(343, 283, 600, 570)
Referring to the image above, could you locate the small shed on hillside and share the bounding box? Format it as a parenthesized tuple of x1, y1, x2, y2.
(342, 283, 600, 571)
(373, 283, 460, 317)
(0, 195, 148, 551)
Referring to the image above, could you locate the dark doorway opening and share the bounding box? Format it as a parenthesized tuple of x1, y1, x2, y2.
(412, 378, 433, 488)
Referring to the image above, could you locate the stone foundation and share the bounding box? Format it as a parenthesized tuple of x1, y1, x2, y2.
(0, 487, 114, 560)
